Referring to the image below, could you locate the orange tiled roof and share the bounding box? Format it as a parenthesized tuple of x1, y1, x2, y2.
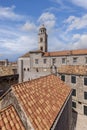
(20, 49, 87, 58)
(44, 49, 87, 57)
(0, 105, 25, 130)
(13, 75, 71, 130)
(58, 65, 87, 75)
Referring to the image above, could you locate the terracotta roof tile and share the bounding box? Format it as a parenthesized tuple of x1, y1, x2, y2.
(58, 65, 87, 75)
(44, 49, 87, 57)
(13, 74, 71, 130)
(0, 105, 25, 130)
(21, 49, 87, 58)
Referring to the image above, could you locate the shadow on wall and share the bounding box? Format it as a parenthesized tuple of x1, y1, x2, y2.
(72, 109, 78, 130)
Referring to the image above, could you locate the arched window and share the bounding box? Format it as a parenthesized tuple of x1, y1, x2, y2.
(40, 46, 43, 51)
(27, 68, 29, 71)
(24, 68, 26, 71)
(40, 38, 43, 42)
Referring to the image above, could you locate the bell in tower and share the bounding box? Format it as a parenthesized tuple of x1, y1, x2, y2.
(38, 25, 48, 52)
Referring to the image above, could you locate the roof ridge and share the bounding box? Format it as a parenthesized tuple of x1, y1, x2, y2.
(12, 74, 55, 87)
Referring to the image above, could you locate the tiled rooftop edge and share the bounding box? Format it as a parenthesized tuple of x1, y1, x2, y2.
(20, 49, 87, 58)
(58, 65, 87, 76)
(0, 104, 13, 112)
(50, 90, 72, 129)
(0, 104, 26, 130)
(0, 88, 12, 101)
(12, 74, 71, 130)
(12, 74, 54, 87)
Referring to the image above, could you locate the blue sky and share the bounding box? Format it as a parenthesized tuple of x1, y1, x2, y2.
(0, 0, 87, 61)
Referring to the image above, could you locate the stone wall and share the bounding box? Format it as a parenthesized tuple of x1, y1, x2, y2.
(58, 73, 87, 115)
(18, 54, 87, 82)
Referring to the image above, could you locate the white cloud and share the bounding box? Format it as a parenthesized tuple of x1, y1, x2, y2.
(71, 0, 87, 9)
(71, 34, 87, 49)
(38, 12, 56, 30)
(0, 6, 24, 20)
(72, 34, 81, 41)
(64, 14, 87, 32)
(21, 22, 37, 32)
(48, 32, 87, 51)
(1, 35, 37, 53)
(49, 36, 67, 51)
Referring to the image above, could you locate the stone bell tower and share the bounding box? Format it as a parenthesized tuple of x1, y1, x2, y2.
(38, 25, 48, 52)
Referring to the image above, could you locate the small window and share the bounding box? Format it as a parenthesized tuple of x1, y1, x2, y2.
(24, 68, 26, 71)
(61, 75, 65, 81)
(36, 68, 39, 72)
(72, 101, 76, 108)
(73, 57, 77, 63)
(62, 58, 66, 64)
(71, 76, 76, 84)
(52, 58, 56, 64)
(27, 68, 29, 71)
(72, 89, 76, 96)
(85, 57, 87, 64)
(84, 77, 87, 86)
(40, 38, 43, 42)
(84, 106, 87, 115)
(43, 59, 47, 64)
(40, 46, 43, 51)
(35, 59, 38, 64)
(84, 92, 87, 99)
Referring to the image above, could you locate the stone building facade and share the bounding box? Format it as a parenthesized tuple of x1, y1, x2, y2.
(18, 25, 87, 116)
(58, 65, 87, 116)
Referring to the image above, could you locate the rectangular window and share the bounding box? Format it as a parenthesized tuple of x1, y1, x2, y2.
(61, 75, 65, 81)
(35, 59, 38, 64)
(40, 46, 43, 51)
(84, 77, 87, 86)
(43, 59, 47, 64)
(71, 76, 76, 84)
(84, 106, 87, 115)
(62, 58, 66, 64)
(84, 92, 87, 99)
(72, 101, 76, 108)
(73, 57, 77, 63)
(40, 38, 43, 42)
(36, 68, 39, 72)
(85, 57, 87, 64)
(52, 58, 56, 64)
(72, 89, 76, 96)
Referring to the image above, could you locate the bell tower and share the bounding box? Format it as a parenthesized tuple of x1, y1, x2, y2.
(38, 25, 48, 52)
